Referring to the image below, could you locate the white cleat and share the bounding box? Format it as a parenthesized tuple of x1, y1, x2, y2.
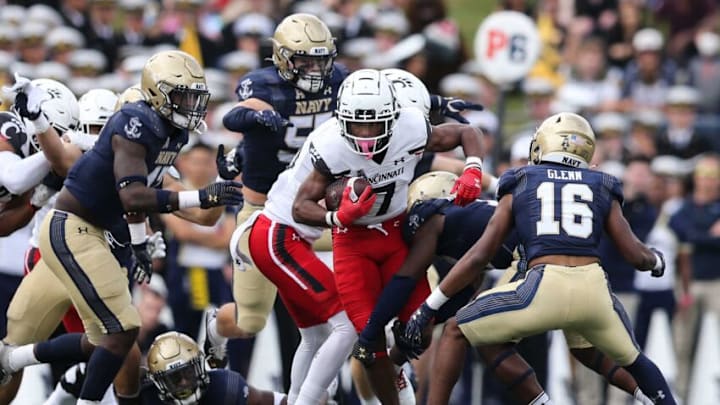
(203, 307, 228, 369)
(396, 368, 416, 405)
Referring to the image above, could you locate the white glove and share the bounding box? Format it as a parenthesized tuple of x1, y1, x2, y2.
(64, 129, 97, 151)
(146, 231, 167, 259)
(30, 184, 56, 209)
(3, 73, 51, 132)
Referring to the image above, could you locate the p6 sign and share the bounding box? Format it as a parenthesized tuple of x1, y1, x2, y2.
(474, 11, 541, 85)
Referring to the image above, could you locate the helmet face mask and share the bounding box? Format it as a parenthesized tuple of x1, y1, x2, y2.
(336, 69, 399, 158)
(272, 13, 337, 93)
(532, 112, 596, 168)
(147, 332, 209, 405)
(141, 51, 210, 131)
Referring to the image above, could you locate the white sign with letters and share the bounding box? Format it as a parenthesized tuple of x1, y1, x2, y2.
(474, 11, 541, 85)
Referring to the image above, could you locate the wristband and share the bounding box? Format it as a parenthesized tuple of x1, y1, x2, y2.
(178, 190, 201, 209)
(128, 221, 147, 245)
(426, 288, 450, 310)
(653, 252, 663, 271)
(487, 176, 499, 195)
(464, 156, 483, 171)
(32, 113, 50, 134)
(325, 211, 344, 228)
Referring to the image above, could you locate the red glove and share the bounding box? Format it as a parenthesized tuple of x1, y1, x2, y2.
(452, 167, 482, 206)
(335, 186, 377, 226)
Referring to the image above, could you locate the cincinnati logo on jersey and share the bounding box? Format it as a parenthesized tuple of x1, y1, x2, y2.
(365, 166, 405, 185)
(294, 98, 332, 114)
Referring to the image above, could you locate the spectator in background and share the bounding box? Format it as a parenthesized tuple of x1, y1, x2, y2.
(372, 11, 409, 52)
(173, 0, 223, 68)
(656, 85, 712, 158)
(628, 109, 664, 159)
(59, 0, 92, 38)
(222, 12, 276, 56)
(620, 28, 677, 112)
(593, 111, 630, 164)
(86, 0, 122, 72)
(17, 23, 49, 66)
(45, 26, 85, 65)
(163, 142, 235, 340)
(669, 154, 720, 400)
(653, 0, 718, 63)
(689, 31, 720, 115)
(604, 0, 644, 69)
(559, 36, 621, 114)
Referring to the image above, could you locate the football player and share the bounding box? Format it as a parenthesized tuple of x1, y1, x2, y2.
(226, 114, 358, 404)
(355, 171, 656, 405)
(0, 77, 80, 236)
(403, 112, 676, 404)
(292, 69, 485, 404)
(0, 50, 242, 405)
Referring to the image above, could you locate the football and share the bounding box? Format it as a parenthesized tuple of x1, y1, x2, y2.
(325, 176, 373, 211)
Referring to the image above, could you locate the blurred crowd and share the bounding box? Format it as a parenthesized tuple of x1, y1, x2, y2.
(1, 0, 720, 404)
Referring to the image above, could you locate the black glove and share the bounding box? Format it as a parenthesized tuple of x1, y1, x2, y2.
(255, 110, 292, 132)
(392, 320, 424, 360)
(650, 247, 665, 278)
(216, 144, 243, 180)
(132, 241, 153, 284)
(351, 336, 377, 368)
(199, 181, 243, 208)
(432, 95, 484, 124)
(403, 303, 436, 351)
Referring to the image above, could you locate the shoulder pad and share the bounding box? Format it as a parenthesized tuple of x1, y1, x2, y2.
(602, 172, 624, 205)
(235, 67, 280, 102)
(406, 198, 453, 237)
(116, 101, 167, 141)
(497, 167, 523, 199)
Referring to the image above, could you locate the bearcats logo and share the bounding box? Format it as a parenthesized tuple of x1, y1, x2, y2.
(124, 116, 142, 139)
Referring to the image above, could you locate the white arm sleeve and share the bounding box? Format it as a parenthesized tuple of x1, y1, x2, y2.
(0, 151, 51, 195)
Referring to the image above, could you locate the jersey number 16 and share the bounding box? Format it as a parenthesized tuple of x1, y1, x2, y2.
(536, 182, 594, 238)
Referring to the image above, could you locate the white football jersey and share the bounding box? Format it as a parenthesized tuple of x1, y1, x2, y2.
(310, 107, 429, 225)
(263, 118, 340, 242)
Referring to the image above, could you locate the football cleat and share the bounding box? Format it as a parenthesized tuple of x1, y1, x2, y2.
(203, 307, 228, 369)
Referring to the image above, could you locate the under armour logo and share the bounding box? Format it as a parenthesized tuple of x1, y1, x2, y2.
(209, 195, 218, 203)
(291, 233, 300, 241)
(78, 227, 88, 234)
(651, 390, 666, 400)
(356, 347, 368, 359)
(334, 227, 348, 234)
(394, 157, 405, 165)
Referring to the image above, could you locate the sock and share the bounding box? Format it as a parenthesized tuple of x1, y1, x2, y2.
(624, 353, 676, 405)
(35, 333, 87, 364)
(77, 400, 101, 405)
(7, 344, 39, 372)
(529, 392, 554, 404)
(44, 381, 76, 405)
(359, 398, 381, 405)
(79, 347, 125, 401)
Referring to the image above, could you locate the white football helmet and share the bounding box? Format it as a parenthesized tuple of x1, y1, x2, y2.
(27, 79, 79, 150)
(382, 68, 431, 117)
(78, 89, 118, 135)
(336, 69, 399, 157)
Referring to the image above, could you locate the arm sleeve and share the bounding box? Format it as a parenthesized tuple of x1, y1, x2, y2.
(0, 151, 51, 195)
(361, 275, 418, 341)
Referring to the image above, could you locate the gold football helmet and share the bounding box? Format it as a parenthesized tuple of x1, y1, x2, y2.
(531, 112, 595, 168)
(141, 50, 210, 131)
(147, 332, 209, 405)
(271, 13, 337, 93)
(407, 171, 458, 211)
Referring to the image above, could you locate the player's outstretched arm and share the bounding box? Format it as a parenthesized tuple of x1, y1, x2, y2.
(0, 146, 51, 196)
(605, 200, 663, 275)
(0, 190, 35, 236)
(426, 123, 483, 156)
(33, 125, 82, 177)
(358, 215, 444, 345)
(113, 136, 242, 214)
(162, 173, 223, 226)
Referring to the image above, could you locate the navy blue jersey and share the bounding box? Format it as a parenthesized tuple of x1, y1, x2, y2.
(140, 369, 249, 405)
(235, 63, 348, 194)
(404, 198, 519, 270)
(497, 164, 624, 263)
(64, 101, 187, 243)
